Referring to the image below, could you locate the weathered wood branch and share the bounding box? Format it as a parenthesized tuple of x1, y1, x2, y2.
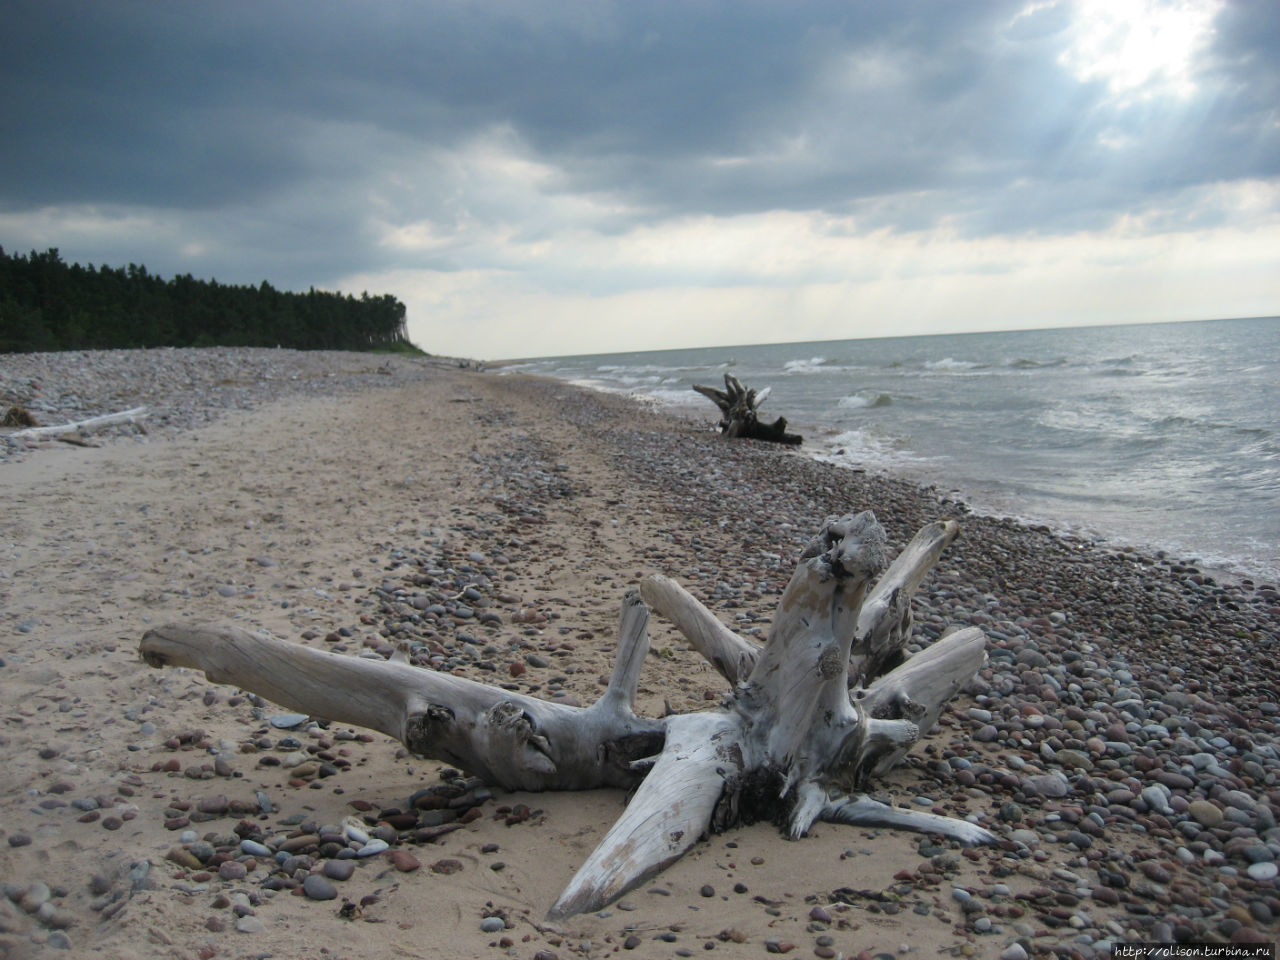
(10, 405, 147, 437)
(639, 574, 761, 685)
(137, 510, 991, 921)
(693, 374, 802, 445)
(140, 606, 664, 792)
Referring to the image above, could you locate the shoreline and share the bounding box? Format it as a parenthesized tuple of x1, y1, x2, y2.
(526, 371, 1276, 592)
(1, 348, 1279, 958)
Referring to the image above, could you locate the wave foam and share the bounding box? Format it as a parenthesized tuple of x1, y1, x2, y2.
(838, 392, 893, 409)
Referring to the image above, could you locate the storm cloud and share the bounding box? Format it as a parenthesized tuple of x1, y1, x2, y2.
(2, 0, 1276, 356)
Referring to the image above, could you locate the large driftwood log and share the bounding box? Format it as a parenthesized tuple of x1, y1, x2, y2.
(693, 373, 802, 445)
(139, 510, 991, 921)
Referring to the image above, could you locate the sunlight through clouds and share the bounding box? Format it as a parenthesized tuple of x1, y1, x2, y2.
(1059, 0, 1221, 100)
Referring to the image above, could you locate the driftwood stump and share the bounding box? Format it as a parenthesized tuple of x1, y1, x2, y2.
(693, 373, 802, 445)
(139, 510, 990, 920)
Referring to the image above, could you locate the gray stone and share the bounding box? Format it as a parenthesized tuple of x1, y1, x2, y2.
(1023, 773, 1071, 798)
(302, 875, 338, 900)
(323, 859, 356, 881)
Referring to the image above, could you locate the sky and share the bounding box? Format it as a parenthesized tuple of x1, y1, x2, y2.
(1, 1, 1277, 360)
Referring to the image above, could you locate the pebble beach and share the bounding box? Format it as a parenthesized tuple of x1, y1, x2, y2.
(2, 347, 1279, 960)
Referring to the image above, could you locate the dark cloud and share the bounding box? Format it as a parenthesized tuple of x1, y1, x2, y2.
(1, 0, 1276, 290)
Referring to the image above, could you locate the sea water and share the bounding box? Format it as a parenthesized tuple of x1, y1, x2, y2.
(510, 317, 1280, 584)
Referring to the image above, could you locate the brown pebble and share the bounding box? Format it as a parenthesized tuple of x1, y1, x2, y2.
(205, 916, 225, 932)
(218, 860, 247, 880)
(431, 858, 463, 875)
(387, 850, 421, 872)
(101, 816, 123, 830)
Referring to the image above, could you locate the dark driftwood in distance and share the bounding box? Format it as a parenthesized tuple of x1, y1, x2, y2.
(692, 373, 802, 445)
(138, 510, 990, 921)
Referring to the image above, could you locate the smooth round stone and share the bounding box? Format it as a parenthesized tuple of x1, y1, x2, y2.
(355, 838, 389, 858)
(236, 916, 266, 933)
(240, 839, 272, 857)
(269, 713, 309, 729)
(1243, 845, 1274, 864)
(480, 916, 505, 932)
(323, 859, 356, 881)
(303, 874, 338, 900)
(1247, 862, 1278, 882)
(1140, 786, 1173, 814)
(218, 861, 247, 881)
(1188, 800, 1224, 827)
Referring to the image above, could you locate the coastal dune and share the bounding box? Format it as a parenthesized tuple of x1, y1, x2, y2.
(1, 349, 1278, 959)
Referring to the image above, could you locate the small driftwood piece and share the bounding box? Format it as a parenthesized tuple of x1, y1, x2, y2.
(693, 373, 802, 445)
(138, 510, 991, 921)
(10, 405, 147, 437)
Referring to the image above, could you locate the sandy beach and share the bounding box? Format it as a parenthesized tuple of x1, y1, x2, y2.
(2, 351, 1279, 960)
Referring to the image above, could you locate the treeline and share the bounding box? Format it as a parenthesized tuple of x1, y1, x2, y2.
(0, 247, 414, 353)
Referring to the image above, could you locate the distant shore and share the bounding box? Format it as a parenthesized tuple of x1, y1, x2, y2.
(2, 347, 1279, 956)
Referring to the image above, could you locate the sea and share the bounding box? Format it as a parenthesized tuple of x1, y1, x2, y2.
(507, 317, 1280, 585)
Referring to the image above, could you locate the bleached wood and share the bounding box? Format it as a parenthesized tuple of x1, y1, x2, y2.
(855, 625, 987, 777)
(593, 589, 649, 717)
(639, 574, 760, 684)
(852, 518, 960, 684)
(11, 405, 147, 437)
(821, 793, 996, 845)
(547, 711, 745, 920)
(139, 623, 663, 792)
(138, 509, 991, 921)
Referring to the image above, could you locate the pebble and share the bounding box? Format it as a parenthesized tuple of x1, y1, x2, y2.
(235, 915, 266, 934)
(1247, 862, 1278, 882)
(387, 849, 421, 872)
(355, 838, 389, 858)
(322, 859, 356, 881)
(302, 875, 337, 901)
(1188, 800, 1224, 827)
(480, 916, 505, 932)
(218, 861, 247, 881)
